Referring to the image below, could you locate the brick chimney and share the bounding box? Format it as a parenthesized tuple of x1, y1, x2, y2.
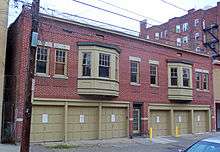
(139, 19, 147, 38)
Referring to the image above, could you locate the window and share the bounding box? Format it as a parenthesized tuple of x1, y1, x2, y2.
(176, 25, 181, 33)
(203, 73, 208, 90)
(171, 68, 178, 86)
(195, 33, 200, 40)
(196, 72, 202, 89)
(183, 23, 189, 32)
(176, 38, 182, 46)
(182, 36, 188, 44)
(146, 35, 150, 39)
(160, 31, 163, 38)
(155, 32, 159, 40)
(131, 61, 139, 83)
(115, 56, 119, 80)
(183, 68, 190, 87)
(164, 30, 168, 38)
(99, 53, 110, 78)
(36, 47, 48, 74)
(150, 64, 158, 85)
(194, 19, 199, 27)
(55, 50, 66, 75)
(202, 20, 206, 29)
(196, 47, 201, 52)
(82, 53, 91, 76)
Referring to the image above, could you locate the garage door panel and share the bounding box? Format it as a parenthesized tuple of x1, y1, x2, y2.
(194, 110, 208, 133)
(174, 111, 190, 135)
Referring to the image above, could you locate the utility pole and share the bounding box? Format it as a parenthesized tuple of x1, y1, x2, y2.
(20, 0, 40, 151)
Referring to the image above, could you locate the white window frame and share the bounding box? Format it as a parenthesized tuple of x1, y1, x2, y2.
(155, 32, 159, 40)
(54, 49, 67, 77)
(176, 38, 182, 46)
(182, 36, 188, 44)
(182, 23, 189, 32)
(150, 64, 158, 86)
(35, 47, 49, 76)
(194, 19, 199, 27)
(176, 25, 181, 33)
(195, 33, 200, 40)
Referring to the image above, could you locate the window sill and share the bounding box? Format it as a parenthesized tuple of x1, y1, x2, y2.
(196, 89, 209, 92)
(130, 82, 140, 86)
(150, 84, 159, 88)
(34, 73, 50, 78)
(53, 75, 68, 79)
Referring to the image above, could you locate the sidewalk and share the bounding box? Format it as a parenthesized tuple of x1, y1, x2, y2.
(0, 144, 19, 152)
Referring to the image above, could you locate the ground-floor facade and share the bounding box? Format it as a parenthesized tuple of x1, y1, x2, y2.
(29, 98, 211, 142)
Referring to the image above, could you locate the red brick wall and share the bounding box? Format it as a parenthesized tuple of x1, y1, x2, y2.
(8, 7, 214, 141)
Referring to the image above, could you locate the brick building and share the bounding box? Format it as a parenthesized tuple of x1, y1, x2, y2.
(140, 2, 220, 132)
(3, 6, 215, 142)
(140, 2, 220, 55)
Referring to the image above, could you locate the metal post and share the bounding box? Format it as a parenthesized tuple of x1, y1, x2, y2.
(20, 0, 40, 151)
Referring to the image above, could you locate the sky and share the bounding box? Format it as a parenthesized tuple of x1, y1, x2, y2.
(8, 0, 220, 34)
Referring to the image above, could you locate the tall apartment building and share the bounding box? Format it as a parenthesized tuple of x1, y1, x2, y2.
(0, 0, 9, 141)
(140, 2, 220, 132)
(140, 2, 220, 56)
(3, 6, 215, 142)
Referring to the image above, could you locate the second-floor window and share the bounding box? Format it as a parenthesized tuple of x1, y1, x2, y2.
(183, 68, 190, 87)
(55, 50, 66, 75)
(150, 64, 158, 85)
(203, 73, 209, 90)
(194, 19, 199, 27)
(131, 61, 139, 83)
(171, 67, 178, 86)
(99, 53, 110, 78)
(195, 33, 200, 40)
(155, 32, 159, 40)
(196, 72, 202, 89)
(182, 36, 188, 44)
(36, 47, 48, 74)
(82, 53, 91, 76)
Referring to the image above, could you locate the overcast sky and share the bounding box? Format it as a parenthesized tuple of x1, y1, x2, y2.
(9, 0, 220, 33)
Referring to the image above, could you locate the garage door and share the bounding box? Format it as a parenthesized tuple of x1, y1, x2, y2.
(174, 111, 190, 135)
(67, 107, 98, 140)
(31, 106, 64, 142)
(101, 107, 127, 139)
(149, 110, 170, 137)
(194, 110, 208, 133)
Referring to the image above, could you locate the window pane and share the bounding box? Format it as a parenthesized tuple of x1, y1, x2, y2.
(196, 72, 202, 89)
(99, 53, 110, 78)
(171, 68, 178, 86)
(36, 47, 48, 74)
(82, 53, 91, 76)
(55, 50, 66, 75)
(203, 74, 209, 90)
(183, 68, 190, 87)
(55, 63, 65, 75)
(150, 64, 157, 85)
(130, 61, 139, 83)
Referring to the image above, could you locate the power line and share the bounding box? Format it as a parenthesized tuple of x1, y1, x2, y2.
(160, 0, 188, 12)
(95, 0, 162, 24)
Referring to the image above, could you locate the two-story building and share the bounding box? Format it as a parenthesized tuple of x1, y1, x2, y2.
(3, 6, 215, 142)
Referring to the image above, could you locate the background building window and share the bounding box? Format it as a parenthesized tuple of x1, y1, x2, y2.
(194, 19, 199, 27)
(99, 53, 110, 78)
(182, 36, 188, 44)
(203, 73, 209, 90)
(55, 50, 66, 75)
(131, 61, 139, 83)
(82, 53, 91, 76)
(176, 25, 181, 33)
(183, 23, 189, 32)
(196, 72, 202, 89)
(155, 32, 159, 40)
(164, 30, 168, 37)
(171, 68, 178, 86)
(195, 33, 200, 40)
(150, 64, 158, 85)
(183, 68, 190, 87)
(176, 38, 182, 46)
(36, 47, 48, 74)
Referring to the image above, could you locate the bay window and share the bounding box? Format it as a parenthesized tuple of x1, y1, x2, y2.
(171, 67, 178, 86)
(82, 52, 91, 76)
(183, 68, 190, 87)
(99, 53, 110, 78)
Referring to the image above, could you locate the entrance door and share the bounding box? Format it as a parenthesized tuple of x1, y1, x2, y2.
(133, 109, 140, 134)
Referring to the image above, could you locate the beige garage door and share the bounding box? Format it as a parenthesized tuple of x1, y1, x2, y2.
(101, 107, 127, 139)
(67, 106, 98, 140)
(149, 110, 170, 137)
(174, 111, 191, 135)
(194, 110, 208, 133)
(31, 106, 64, 142)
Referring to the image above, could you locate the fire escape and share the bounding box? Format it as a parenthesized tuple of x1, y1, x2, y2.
(203, 23, 220, 60)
